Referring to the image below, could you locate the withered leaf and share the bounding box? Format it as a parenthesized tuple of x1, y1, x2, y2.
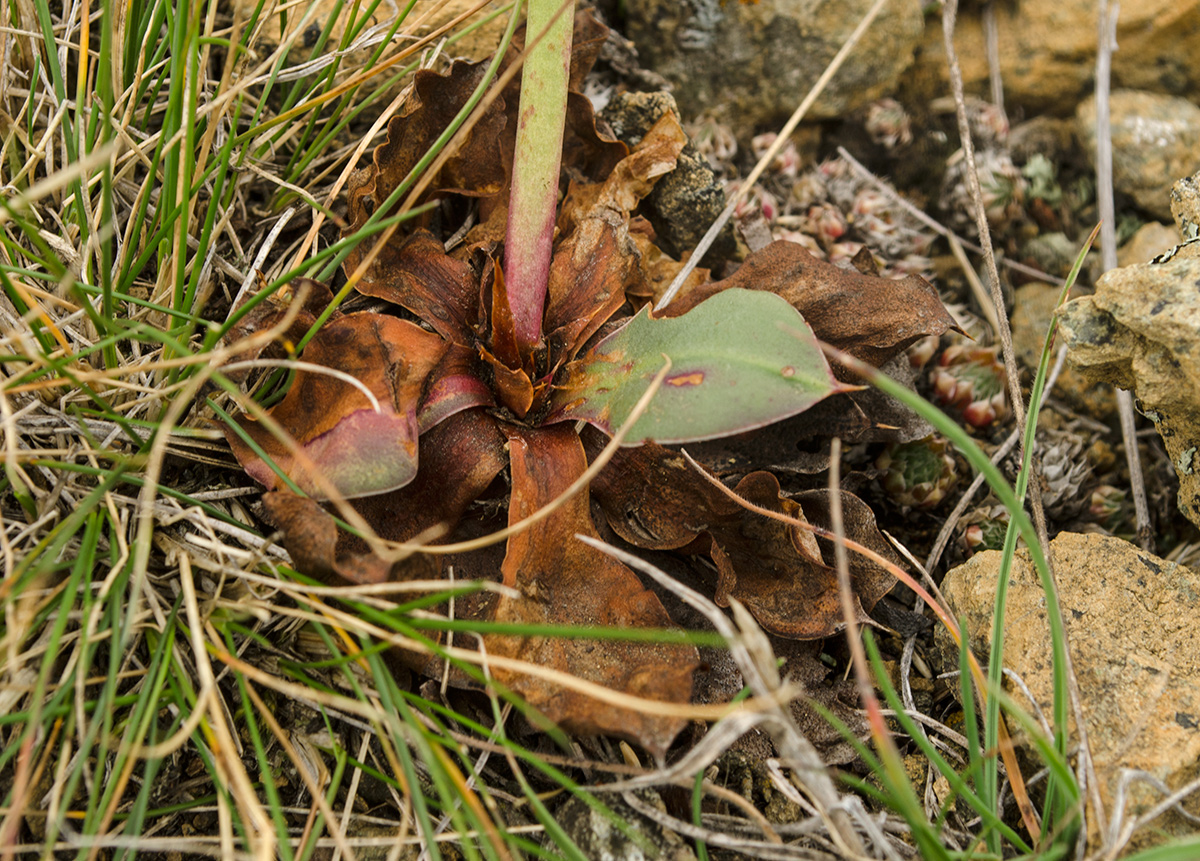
(590, 440, 899, 640)
(542, 112, 688, 369)
(352, 408, 508, 545)
(487, 424, 696, 758)
(225, 313, 445, 499)
(665, 240, 959, 368)
(417, 343, 493, 433)
(792, 488, 901, 613)
(344, 60, 508, 235)
(710, 480, 894, 640)
(589, 440, 742, 551)
(221, 279, 334, 383)
(351, 230, 481, 345)
(261, 490, 435, 585)
(256, 409, 506, 587)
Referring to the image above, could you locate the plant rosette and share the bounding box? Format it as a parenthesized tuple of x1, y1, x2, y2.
(223, 11, 959, 755)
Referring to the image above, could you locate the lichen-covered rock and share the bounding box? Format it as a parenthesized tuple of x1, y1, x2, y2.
(937, 532, 1200, 853)
(1075, 91, 1200, 220)
(624, 0, 924, 129)
(600, 91, 737, 263)
(1057, 246, 1200, 527)
(1172, 170, 1200, 239)
(902, 0, 1200, 116)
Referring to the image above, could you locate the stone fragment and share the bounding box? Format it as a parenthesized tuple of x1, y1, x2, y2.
(624, 0, 924, 129)
(557, 792, 696, 861)
(1076, 91, 1200, 220)
(937, 532, 1200, 852)
(1172, 171, 1200, 239)
(601, 91, 737, 263)
(1057, 248, 1200, 527)
(1117, 222, 1183, 267)
(1009, 282, 1114, 420)
(902, 0, 1200, 116)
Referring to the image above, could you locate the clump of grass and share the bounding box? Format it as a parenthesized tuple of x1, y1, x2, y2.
(0, 1, 643, 856)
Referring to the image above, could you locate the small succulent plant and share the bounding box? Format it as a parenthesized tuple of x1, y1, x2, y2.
(727, 179, 780, 222)
(939, 148, 1027, 233)
(876, 435, 960, 509)
(751, 131, 801, 178)
(1022, 153, 1063, 206)
(686, 113, 738, 176)
(864, 98, 913, 149)
(931, 344, 1008, 428)
(960, 503, 1012, 555)
(1089, 484, 1129, 530)
(804, 203, 848, 246)
(1036, 428, 1094, 520)
(906, 334, 940, 370)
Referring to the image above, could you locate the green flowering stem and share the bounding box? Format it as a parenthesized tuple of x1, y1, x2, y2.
(504, 0, 575, 349)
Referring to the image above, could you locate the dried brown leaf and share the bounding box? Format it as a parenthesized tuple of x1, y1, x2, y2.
(488, 425, 696, 757)
(225, 313, 445, 499)
(665, 240, 959, 368)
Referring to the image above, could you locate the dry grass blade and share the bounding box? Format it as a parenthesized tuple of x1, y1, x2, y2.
(1093, 0, 1153, 554)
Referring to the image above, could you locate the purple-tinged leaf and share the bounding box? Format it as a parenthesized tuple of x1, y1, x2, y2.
(417, 343, 495, 433)
(224, 314, 444, 499)
(546, 288, 852, 444)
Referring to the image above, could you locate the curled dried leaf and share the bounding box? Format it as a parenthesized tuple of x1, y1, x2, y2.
(665, 240, 960, 368)
(489, 425, 696, 757)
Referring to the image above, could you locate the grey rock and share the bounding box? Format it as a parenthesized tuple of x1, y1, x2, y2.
(601, 91, 737, 263)
(1057, 246, 1200, 527)
(624, 0, 924, 130)
(557, 792, 695, 861)
(1076, 91, 1200, 220)
(1019, 231, 1079, 279)
(937, 532, 1200, 854)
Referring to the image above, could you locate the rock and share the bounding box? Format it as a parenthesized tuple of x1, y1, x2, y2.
(901, 0, 1200, 116)
(600, 91, 737, 263)
(557, 792, 696, 861)
(623, 0, 925, 130)
(1009, 282, 1115, 420)
(1075, 91, 1200, 220)
(1019, 232, 1079, 279)
(937, 532, 1200, 852)
(1057, 247, 1200, 527)
(1172, 171, 1200, 239)
(1008, 117, 1076, 166)
(1117, 222, 1183, 267)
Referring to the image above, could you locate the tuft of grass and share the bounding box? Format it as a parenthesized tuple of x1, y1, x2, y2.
(0, 1, 676, 856)
(815, 227, 1100, 858)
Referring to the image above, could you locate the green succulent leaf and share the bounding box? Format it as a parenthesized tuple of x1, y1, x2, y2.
(546, 288, 851, 444)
